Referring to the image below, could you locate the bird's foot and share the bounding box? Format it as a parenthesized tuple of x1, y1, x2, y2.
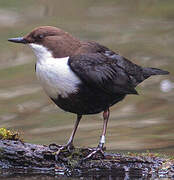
(49, 143, 74, 161)
(83, 146, 106, 161)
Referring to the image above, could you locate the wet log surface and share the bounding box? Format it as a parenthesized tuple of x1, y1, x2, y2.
(0, 139, 174, 179)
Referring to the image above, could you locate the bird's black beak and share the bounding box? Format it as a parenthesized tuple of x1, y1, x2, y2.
(8, 37, 27, 44)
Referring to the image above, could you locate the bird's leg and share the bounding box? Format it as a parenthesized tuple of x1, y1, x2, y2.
(49, 114, 82, 158)
(98, 109, 109, 149)
(84, 109, 110, 160)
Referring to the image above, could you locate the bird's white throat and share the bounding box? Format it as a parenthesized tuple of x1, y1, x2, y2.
(29, 43, 53, 63)
(29, 43, 81, 99)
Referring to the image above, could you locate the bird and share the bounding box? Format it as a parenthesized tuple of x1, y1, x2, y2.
(8, 26, 169, 159)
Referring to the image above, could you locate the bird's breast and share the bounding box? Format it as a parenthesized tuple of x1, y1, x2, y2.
(35, 57, 81, 99)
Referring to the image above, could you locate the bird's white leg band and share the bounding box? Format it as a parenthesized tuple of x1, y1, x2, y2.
(100, 135, 105, 144)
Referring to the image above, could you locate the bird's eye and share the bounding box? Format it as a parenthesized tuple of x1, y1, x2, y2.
(38, 34, 44, 39)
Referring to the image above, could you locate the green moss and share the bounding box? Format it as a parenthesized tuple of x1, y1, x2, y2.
(66, 148, 84, 168)
(0, 128, 21, 141)
(126, 150, 174, 168)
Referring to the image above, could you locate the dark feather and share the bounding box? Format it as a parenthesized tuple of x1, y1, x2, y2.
(69, 40, 169, 96)
(69, 53, 138, 95)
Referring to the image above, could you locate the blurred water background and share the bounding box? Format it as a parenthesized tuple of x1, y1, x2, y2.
(0, 0, 174, 160)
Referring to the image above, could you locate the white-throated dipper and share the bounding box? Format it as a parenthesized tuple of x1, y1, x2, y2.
(8, 26, 169, 159)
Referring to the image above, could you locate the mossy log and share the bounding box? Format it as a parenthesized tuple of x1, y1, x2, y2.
(0, 139, 174, 179)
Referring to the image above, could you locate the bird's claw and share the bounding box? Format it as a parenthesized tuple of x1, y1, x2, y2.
(49, 143, 74, 161)
(83, 146, 105, 161)
(49, 143, 61, 151)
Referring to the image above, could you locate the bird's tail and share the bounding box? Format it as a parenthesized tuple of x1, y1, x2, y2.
(143, 67, 169, 78)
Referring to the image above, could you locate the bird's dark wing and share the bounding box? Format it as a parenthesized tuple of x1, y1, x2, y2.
(79, 41, 150, 86)
(102, 49, 169, 85)
(68, 53, 138, 95)
(103, 50, 145, 86)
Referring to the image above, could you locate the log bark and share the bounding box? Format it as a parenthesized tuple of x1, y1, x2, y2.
(0, 139, 173, 179)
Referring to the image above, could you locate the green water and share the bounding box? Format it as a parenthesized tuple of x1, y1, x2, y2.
(0, 0, 174, 179)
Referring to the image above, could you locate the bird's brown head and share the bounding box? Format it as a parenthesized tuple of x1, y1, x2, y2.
(8, 26, 81, 58)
